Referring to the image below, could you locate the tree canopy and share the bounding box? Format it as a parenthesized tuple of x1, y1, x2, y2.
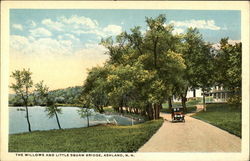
(81, 14, 242, 119)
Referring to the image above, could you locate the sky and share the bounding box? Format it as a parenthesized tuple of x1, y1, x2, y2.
(9, 9, 241, 92)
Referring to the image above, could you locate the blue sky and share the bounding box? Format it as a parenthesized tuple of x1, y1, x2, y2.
(10, 9, 241, 43)
(9, 9, 241, 90)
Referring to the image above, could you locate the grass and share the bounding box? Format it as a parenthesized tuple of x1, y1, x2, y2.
(9, 118, 163, 152)
(192, 103, 241, 137)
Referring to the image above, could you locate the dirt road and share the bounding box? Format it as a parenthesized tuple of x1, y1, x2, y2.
(138, 113, 241, 152)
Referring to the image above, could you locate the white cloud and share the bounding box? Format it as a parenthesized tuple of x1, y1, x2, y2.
(75, 43, 108, 61)
(170, 19, 221, 30)
(30, 21, 37, 28)
(227, 39, 241, 45)
(172, 28, 184, 35)
(10, 35, 72, 56)
(103, 25, 122, 36)
(63, 34, 80, 41)
(30, 27, 52, 37)
(40, 15, 122, 38)
(12, 24, 23, 30)
(28, 36, 35, 42)
(59, 15, 98, 29)
(212, 39, 241, 50)
(42, 18, 64, 31)
(10, 35, 29, 51)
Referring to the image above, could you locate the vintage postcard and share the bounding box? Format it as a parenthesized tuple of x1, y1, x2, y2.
(1, 1, 249, 161)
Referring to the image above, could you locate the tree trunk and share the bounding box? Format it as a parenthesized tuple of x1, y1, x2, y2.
(152, 104, 156, 120)
(141, 109, 146, 116)
(120, 107, 124, 113)
(129, 107, 132, 113)
(147, 103, 153, 120)
(181, 88, 188, 113)
(96, 105, 101, 113)
(23, 91, 31, 132)
(25, 104, 32, 132)
(157, 104, 161, 119)
(168, 97, 172, 111)
(125, 107, 129, 113)
(181, 96, 187, 113)
(86, 113, 90, 127)
(135, 108, 139, 114)
(193, 89, 196, 97)
(154, 104, 160, 119)
(100, 106, 104, 113)
(202, 90, 207, 111)
(55, 111, 62, 129)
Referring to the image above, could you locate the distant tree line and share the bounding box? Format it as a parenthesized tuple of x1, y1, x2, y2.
(9, 86, 83, 106)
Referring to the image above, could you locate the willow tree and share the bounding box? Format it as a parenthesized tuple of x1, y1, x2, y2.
(81, 66, 111, 113)
(35, 80, 62, 129)
(95, 14, 186, 119)
(10, 68, 33, 132)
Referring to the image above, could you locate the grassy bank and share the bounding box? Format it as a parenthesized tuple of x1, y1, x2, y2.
(9, 119, 163, 152)
(192, 103, 241, 137)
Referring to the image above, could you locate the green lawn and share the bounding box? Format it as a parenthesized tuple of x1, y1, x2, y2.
(192, 103, 241, 137)
(9, 119, 163, 152)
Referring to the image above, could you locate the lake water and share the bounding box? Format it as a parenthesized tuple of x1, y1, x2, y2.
(9, 106, 141, 134)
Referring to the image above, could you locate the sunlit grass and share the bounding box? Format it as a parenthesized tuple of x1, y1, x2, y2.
(192, 103, 241, 137)
(9, 119, 163, 152)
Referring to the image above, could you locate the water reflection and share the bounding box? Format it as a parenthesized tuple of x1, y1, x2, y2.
(9, 106, 141, 134)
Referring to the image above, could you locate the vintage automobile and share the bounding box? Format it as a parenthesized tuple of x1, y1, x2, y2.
(171, 106, 185, 122)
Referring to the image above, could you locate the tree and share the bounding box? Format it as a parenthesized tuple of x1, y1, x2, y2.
(214, 38, 242, 104)
(45, 102, 62, 129)
(35, 80, 62, 129)
(10, 68, 33, 132)
(180, 28, 214, 111)
(78, 107, 95, 128)
(82, 66, 110, 113)
(87, 14, 186, 120)
(78, 95, 96, 127)
(34, 80, 49, 105)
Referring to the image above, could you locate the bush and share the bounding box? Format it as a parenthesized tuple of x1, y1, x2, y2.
(227, 95, 241, 105)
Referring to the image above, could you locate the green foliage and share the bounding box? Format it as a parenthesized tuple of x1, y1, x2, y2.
(227, 95, 241, 105)
(214, 38, 242, 104)
(10, 68, 33, 132)
(49, 86, 83, 105)
(9, 119, 163, 152)
(9, 94, 24, 106)
(215, 38, 242, 88)
(181, 28, 215, 102)
(84, 15, 188, 120)
(35, 81, 63, 129)
(9, 86, 83, 107)
(77, 107, 96, 127)
(192, 103, 241, 137)
(45, 106, 62, 118)
(10, 69, 33, 104)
